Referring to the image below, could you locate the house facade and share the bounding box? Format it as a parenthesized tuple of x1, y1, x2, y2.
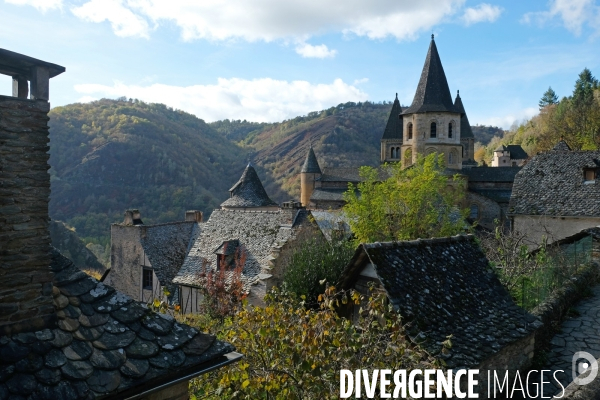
(509, 140, 600, 245)
(492, 144, 529, 167)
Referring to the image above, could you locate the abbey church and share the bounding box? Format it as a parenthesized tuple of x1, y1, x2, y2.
(300, 35, 520, 230)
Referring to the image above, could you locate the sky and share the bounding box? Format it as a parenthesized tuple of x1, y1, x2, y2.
(1, 0, 600, 129)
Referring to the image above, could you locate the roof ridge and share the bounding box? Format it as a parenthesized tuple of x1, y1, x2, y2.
(362, 234, 473, 249)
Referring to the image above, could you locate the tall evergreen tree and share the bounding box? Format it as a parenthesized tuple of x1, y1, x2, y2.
(539, 86, 558, 109)
(573, 68, 598, 106)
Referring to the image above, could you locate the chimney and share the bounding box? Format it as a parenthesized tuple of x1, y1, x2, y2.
(0, 48, 65, 335)
(185, 210, 203, 222)
(123, 209, 143, 225)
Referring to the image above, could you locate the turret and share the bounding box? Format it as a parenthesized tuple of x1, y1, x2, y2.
(300, 146, 322, 207)
(381, 93, 403, 163)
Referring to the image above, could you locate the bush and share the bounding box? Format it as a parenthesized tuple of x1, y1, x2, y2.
(283, 237, 355, 307)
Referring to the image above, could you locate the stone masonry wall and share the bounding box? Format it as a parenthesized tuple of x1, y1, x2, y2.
(109, 224, 143, 300)
(513, 215, 600, 248)
(0, 95, 55, 335)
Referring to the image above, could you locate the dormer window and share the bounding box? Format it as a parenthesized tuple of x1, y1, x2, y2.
(214, 239, 241, 270)
(430, 122, 437, 138)
(584, 168, 597, 183)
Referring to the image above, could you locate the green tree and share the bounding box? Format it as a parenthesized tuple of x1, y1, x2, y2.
(539, 86, 558, 109)
(573, 68, 598, 106)
(342, 153, 467, 243)
(185, 286, 436, 399)
(283, 236, 355, 306)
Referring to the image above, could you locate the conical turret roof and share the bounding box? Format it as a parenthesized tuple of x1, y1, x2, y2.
(221, 164, 278, 208)
(301, 146, 322, 173)
(403, 35, 458, 115)
(454, 91, 474, 139)
(382, 93, 404, 139)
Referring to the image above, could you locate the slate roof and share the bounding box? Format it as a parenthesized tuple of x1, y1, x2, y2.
(553, 140, 572, 151)
(320, 168, 363, 183)
(454, 91, 474, 139)
(174, 209, 310, 288)
(495, 145, 528, 160)
(221, 164, 278, 208)
(140, 222, 196, 296)
(0, 250, 238, 400)
(509, 144, 600, 217)
(310, 211, 352, 241)
(381, 94, 404, 140)
(402, 36, 459, 115)
(339, 235, 540, 369)
(469, 188, 513, 204)
(310, 188, 347, 202)
(460, 166, 522, 182)
(301, 147, 322, 174)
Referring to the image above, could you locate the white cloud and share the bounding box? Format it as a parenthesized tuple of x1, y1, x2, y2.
(5, 0, 62, 11)
(295, 43, 337, 58)
(522, 0, 600, 36)
(476, 107, 538, 130)
(74, 77, 368, 122)
(71, 0, 150, 38)
(461, 3, 503, 26)
(65, 0, 465, 42)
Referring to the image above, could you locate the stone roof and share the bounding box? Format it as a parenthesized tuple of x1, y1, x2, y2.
(320, 168, 363, 183)
(381, 94, 403, 140)
(174, 209, 310, 288)
(509, 145, 600, 217)
(301, 147, 321, 174)
(220, 164, 277, 208)
(338, 235, 540, 369)
(310, 211, 352, 241)
(460, 166, 522, 182)
(495, 144, 528, 160)
(469, 188, 513, 204)
(0, 250, 238, 399)
(140, 222, 196, 296)
(402, 36, 459, 115)
(552, 140, 571, 151)
(454, 91, 474, 139)
(310, 188, 347, 202)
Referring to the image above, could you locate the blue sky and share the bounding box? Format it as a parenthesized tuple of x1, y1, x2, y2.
(1, 0, 600, 129)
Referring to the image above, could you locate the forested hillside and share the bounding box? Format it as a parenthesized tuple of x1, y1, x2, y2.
(48, 98, 499, 255)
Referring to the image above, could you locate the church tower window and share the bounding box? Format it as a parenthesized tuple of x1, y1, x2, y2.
(448, 122, 453, 138)
(408, 123, 413, 140)
(430, 122, 437, 138)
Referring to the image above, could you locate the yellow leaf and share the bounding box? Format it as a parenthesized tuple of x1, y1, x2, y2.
(242, 379, 250, 389)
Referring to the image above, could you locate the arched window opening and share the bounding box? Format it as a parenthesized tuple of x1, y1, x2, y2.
(396, 147, 401, 159)
(390, 148, 395, 159)
(448, 152, 453, 164)
(408, 123, 413, 140)
(469, 204, 479, 220)
(449, 149, 458, 165)
(448, 123, 453, 138)
(430, 122, 437, 138)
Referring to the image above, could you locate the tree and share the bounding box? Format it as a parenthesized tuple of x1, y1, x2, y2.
(573, 68, 598, 106)
(343, 153, 468, 243)
(539, 86, 558, 109)
(283, 236, 355, 307)
(186, 286, 437, 399)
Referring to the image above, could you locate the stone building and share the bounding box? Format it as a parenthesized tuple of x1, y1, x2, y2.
(509, 140, 600, 245)
(338, 235, 541, 394)
(299, 36, 519, 229)
(0, 48, 240, 399)
(492, 144, 528, 167)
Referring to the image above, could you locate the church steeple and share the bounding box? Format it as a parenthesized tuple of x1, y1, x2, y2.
(454, 90, 474, 139)
(301, 145, 322, 174)
(382, 93, 403, 140)
(403, 35, 457, 114)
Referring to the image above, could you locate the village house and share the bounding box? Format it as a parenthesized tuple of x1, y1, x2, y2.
(509, 140, 600, 245)
(337, 234, 541, 394)
(300, 35, 521, 230)
(492, 144, 528, 167)
(110, 163, 323, 311)
(0, 47, 240, 399)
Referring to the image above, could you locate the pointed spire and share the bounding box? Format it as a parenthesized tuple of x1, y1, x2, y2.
(552, 140, 571, 151)
(403, 38, 458, 114)
(221, 164, 277, 208)
(382, 94, 403, 139)
(454, 90, 474, 139)
(302, 146, 322, 174)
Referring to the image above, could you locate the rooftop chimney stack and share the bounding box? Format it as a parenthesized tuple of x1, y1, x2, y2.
(185, 210, 203, 222)
(0, 48, 65, 335)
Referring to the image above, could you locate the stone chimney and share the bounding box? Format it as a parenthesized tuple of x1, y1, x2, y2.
(280, 200, 303, 226)
(0, 48, 65, 335)
(123, 209, 143, 225)
(185, 210, 203, 222)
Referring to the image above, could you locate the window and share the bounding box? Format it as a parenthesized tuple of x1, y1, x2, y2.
(407, 123, 413, 140)
(448, 122, 453, 138)
(390, 148, 395, 159)
(448, 152, 453, 164)
(469, 204, 479, 220)
(584, 168, 596, 183)
(142, 268, 153, 290)
(430, 122, 437, 138)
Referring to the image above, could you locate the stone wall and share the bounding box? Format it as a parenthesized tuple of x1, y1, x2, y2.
(109, 224, 143, 300)
(513, 215, 600, 247)
(531, 262, 600, 353)
(466, 192, 502, 230)
(0, 95, 55, 335)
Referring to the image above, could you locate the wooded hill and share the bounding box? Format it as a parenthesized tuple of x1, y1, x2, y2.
(48, 98, 496, 257)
